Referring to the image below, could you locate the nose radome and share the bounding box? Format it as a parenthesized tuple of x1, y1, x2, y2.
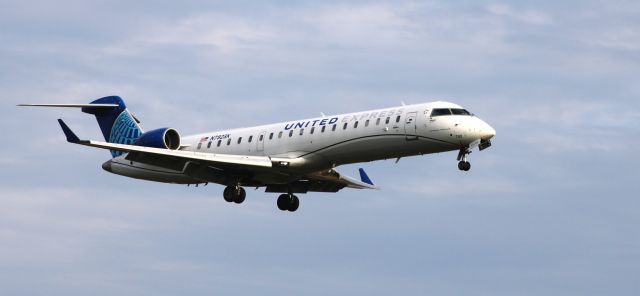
(481, 123, 496, 140)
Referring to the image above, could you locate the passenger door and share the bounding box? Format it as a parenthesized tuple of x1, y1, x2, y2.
(257, 131, 266, 152)
(404, 111, 418, 141)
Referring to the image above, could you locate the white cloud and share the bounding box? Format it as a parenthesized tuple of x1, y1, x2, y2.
(487, 3, 553, 25)
(101, 2, 515, 62)
(101, 14, 275, 58)
(588, 27, 640, 51)
(298, 4, 414, 47)
(146, 15, 273, 53)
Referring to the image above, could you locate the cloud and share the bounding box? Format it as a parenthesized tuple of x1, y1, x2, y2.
(588, 26, 640, 51)
(118, 15, 274, 55)
(297, 4, 415, 47)
(487, 4, 553, 25)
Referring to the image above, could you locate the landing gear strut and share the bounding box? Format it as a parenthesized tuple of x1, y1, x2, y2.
(223, 185, 246, 204)
(457, 147, 471, 171)
(277, 194, 299, 212)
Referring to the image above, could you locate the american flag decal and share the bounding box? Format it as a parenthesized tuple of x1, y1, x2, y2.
(200, 137, 209, 142)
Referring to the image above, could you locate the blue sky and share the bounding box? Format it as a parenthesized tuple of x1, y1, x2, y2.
(1, 1, 639, 295)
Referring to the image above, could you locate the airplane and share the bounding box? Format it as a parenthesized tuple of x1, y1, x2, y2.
(20, 96, 495, 212)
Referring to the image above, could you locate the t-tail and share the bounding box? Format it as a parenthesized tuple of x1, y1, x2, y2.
(18, 95, 144, 157)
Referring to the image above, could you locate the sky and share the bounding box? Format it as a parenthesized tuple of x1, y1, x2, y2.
(1, 0, 639, 295)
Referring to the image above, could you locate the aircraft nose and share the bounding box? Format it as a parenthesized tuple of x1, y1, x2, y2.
(480, 121, 496, 140)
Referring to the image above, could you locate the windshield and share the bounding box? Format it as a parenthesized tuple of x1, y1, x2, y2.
(431, 108, 472, 116)
(451, 108, 471, 115)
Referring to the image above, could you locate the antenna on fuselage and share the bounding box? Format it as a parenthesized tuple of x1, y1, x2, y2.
(320, 112, 326, 117)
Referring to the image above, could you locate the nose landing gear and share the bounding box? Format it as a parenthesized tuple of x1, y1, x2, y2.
(457, 147, 472, 171)
(458, 160, 471, 171)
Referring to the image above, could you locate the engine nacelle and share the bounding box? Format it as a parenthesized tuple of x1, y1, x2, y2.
(134, 128, 180, 150)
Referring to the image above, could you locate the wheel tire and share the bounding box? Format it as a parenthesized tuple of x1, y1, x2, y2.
(234, 187, 246, 204)
(464, 161, 471, 171)
(277, 194, 289, 211)
(223, 186, 234, 202)
(288, 195, 299, 212)
(458, 161, 466, 171)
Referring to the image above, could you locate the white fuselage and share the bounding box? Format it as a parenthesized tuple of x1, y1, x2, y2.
(107, 101, 495, 185)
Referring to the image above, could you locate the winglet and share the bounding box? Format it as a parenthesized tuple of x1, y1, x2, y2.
(57, 119, 80, 143)
(358, 168, 374, 185)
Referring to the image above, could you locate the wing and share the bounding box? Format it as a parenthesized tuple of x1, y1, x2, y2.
(58, 119, 272, 170)
(58, 119, 378, 191)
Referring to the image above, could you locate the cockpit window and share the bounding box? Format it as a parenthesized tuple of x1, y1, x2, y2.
(451, 108, 471, 116)
(431, 108, 472, 117)
(430, 108, 452, 117)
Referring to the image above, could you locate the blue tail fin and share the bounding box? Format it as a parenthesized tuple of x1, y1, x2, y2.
(82, 96, 143, 157)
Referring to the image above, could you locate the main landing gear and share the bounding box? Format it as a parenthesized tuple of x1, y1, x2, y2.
(277, 193, 300, 212)
(457, 147, 472, 172)
(222, 185, 299, 212)
(223, 185, 246, 204)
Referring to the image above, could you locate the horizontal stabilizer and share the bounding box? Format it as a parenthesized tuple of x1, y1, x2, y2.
(18, 103, 119, 108)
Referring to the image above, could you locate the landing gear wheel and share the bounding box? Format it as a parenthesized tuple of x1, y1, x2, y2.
(458, 161, 471, 171)
(223, 186, 234, 202)
(233, 187, 246, 204)
(288, 195, 300, 212)
(224, 186, 246, 203)
(277, 194, 289, 211)
(276, 194, 300, 212)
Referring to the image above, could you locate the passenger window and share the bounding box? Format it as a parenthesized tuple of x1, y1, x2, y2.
(343, 123, 348, 130)
(289, 130, 293, 137)
(376, 118, 380, 125)
(365, 120, 369, 127)
(217, 140, 221, 147)
(237, 137, 242, 144)
(354, 121, 359, 128)
(332, 124, 337, 131)
(207, 141, 212, 148)
(227, 138, 231, 146)
(269, 133, 274, 140)
(248, 135, 253, 142)
(259, 135, 264, 141)
(385, 117, 390, 124)
(197, 143, 202, 150)
(396, 115, 401, 123)
(300, 129, 304, 135)
(278, 131, 283, 138)
(431, 108, 452, 116)
(310, 127, 315, 134)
